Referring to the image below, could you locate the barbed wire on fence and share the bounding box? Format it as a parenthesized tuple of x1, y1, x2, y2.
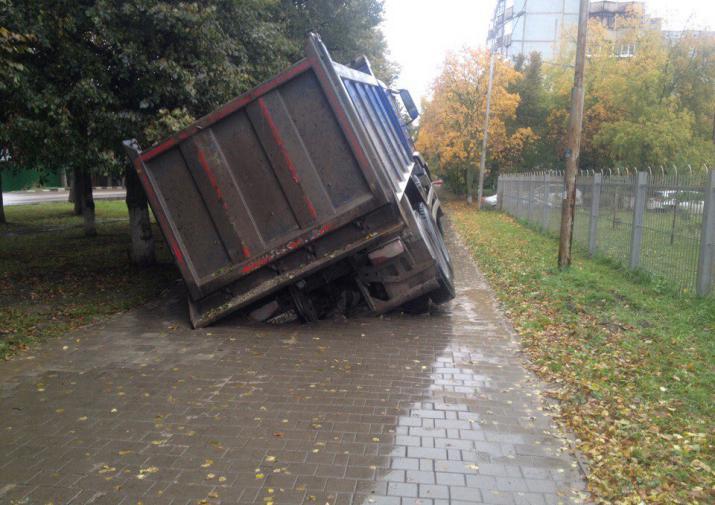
(497, 167, 715, 296)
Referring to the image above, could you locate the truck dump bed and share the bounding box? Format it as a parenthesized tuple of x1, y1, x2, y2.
(126, 34, 453, 327)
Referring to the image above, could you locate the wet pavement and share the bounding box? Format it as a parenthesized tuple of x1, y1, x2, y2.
(0, 226, 588, 505)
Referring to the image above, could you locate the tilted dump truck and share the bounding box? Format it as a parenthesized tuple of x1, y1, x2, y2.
(124, 34, 454, 328)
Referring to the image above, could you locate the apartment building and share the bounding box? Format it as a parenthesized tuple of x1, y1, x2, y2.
(488, 0, 662, 60)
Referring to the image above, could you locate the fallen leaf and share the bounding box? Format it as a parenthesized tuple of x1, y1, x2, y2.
(136, 466, 159, 479)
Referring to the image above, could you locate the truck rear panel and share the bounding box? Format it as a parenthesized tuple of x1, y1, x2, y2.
(125, 34, 452, 327)
(129, 38, 417, 301)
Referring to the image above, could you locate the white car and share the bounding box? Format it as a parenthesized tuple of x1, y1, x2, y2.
(678, 200, 704, 215)
(483, 194, 498, 209)
(547, 189, 583, 207)
(647, 190, 677, 212)
(647, 190, 704, 214)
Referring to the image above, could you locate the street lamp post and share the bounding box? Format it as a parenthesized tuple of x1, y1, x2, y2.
(476, 49, 495, 209)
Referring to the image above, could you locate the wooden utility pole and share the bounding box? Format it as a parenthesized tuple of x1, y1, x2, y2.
(558, 0, 590, 269)
(477, 50, 496, 210)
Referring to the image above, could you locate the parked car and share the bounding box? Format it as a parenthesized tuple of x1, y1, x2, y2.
(124, 34, 454, 327)
(647, 190, 678, 212)
(678, 199, 705, 215)
(483, 194, 498, 209)
(547, 189, 583, 207)
(647, 190, 704, 214)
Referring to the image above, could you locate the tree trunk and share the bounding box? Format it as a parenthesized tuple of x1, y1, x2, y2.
(70, 170, 81, 215)
(0, 171, 6, 224)
(82, 172, 96, 236)
(75, 169, 96, 236)
(125, 166, 155, 266)
(60, 169, 68, 189)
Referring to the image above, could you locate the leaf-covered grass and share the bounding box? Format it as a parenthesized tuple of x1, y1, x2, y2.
(0, 201, 178, 358)
(448, 202, 714, 504)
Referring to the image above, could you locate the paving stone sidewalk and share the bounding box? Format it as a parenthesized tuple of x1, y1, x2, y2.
(0, 227, 588, 505)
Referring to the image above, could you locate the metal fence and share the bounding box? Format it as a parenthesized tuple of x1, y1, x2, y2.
(497, 169, 715, 296)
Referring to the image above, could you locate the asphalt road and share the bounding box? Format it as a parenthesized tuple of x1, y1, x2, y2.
(2, 188, 126, 206)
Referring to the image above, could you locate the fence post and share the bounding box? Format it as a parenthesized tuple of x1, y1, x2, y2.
(589, 173, 602, 256)
(515, 177, 520, 215)
(542, 172, 550, 231)
(527, 173, 534, 224)
(629, 171, 648, 269)
(497, 176, 503, 211)
(696, 170, 715, 296)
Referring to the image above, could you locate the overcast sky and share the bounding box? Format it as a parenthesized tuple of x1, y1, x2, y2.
(382, 0, 715, 103)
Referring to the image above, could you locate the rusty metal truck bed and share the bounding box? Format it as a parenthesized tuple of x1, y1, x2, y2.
(125, 34, 453, 327)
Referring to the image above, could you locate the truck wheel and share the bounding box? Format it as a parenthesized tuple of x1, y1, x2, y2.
(417, 203, 455, 304)
(435, 209, 445, 236)
(430, 271, 455, 305)
(401, 294, 431, 314)
(289, 285, 319, 322)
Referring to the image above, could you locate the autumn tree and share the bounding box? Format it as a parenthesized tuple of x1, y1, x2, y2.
(543, 19, 715, 170)
(416, 48, 536, 194)
(511, 52, 547, 130)
(508, 52, 553, 169)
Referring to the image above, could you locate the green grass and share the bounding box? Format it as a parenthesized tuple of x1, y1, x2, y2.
(3, 199, 128, 229)
(593, 209, 702, 292)
(0, 201, 178, 358)
(448, 202, 714, 504)
(530, 204, 703, 293)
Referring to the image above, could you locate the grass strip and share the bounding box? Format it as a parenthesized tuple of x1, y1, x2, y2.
(448, 202, 714, 504)
(1, 201, 177, 358)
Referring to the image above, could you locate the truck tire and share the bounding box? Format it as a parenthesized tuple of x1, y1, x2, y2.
(415, 203, 455, 305)
(401, 294, 431, 314)
(289, 285, 320, 322)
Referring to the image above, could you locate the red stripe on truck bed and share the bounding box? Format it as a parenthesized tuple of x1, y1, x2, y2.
(257, 97, 302, 185)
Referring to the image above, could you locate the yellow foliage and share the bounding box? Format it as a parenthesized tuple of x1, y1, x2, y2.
(541, 18, 712, 167)
(416, 48, 535, 180)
